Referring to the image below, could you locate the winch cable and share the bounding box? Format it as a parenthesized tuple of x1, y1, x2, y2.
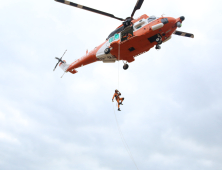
(118, 42, 120, 89)
(112, 103, 140, 170)
(114, 37, 139, 170)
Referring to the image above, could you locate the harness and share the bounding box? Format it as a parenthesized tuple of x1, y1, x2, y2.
(115, 94, 119, 100)
(115, 92, 121, 100)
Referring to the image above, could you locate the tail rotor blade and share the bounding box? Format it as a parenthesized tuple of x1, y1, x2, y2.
(53, 50, 67, 71)
(173, 31, 194, 38)
(53, 62, 60, 71)
(60, 49, 67, 60)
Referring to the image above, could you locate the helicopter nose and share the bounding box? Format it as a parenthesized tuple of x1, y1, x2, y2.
(180, 16, 185, 22)
(176, 16, 185, 28)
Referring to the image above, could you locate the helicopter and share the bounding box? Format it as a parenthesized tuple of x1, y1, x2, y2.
(53, 0, 194, 75)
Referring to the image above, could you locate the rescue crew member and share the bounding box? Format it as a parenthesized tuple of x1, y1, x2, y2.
(122, 33, 132, 40)
(127, 33, 132, 39)
(112, 89, 124, 111)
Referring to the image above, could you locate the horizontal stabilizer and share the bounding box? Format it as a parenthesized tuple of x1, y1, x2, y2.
(173, 31, 194, 38)
(69, 69, 78, 74)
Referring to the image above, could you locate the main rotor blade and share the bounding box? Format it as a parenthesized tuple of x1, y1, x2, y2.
(173, 31, 194, 38)
(55, 0, 124, 21)
(131, 0, 144, 19)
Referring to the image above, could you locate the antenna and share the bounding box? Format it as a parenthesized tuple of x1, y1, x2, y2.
(61, 72, 66, 78)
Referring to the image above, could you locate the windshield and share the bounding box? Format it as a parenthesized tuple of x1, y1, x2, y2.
(107, 26, 124, 40)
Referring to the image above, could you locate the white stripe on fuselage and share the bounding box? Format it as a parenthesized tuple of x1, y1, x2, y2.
(96, 38, 117, 62)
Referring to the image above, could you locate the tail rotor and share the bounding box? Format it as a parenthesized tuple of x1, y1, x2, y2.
(53, 50, 67, 71)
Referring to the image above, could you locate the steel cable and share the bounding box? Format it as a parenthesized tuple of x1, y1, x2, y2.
(112, 103, 140, 170)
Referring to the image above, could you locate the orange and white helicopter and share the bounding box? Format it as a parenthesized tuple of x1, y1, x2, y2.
(53, 0, 194, 75)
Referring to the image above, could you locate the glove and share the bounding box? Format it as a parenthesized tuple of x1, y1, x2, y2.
(112, 99, 114, 102)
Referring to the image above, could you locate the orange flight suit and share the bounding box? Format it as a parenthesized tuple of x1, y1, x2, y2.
(127, 33, 132, 39)
(122, 33, 133, 40)
(112, 92, 124, 109)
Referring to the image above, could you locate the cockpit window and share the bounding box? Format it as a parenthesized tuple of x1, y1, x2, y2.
(148, 16, 156, 23)
(114, 33, 119, 40)
(107, 26, 124, 40)
(109, 33, 120, 43)
(109, 37, 114, 43)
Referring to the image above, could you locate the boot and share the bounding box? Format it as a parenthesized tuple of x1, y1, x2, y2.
(119, 102, 123, 105)
(118, 108, 121, 111)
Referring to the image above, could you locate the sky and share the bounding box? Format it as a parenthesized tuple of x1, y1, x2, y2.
(0, 0, 222, 170)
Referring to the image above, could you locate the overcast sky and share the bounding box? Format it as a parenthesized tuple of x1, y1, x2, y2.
(0, 0, 222, 170)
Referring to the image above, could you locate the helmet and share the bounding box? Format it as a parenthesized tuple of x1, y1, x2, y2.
(115, 89, 118, 92)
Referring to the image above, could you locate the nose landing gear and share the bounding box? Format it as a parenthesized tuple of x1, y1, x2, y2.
(155, 44, 161, 50)
(123, 63, 129, 70)
(155, 36, 162, 50)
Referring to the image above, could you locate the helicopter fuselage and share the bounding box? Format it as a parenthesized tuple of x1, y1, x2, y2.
(66, 14, 182, 74)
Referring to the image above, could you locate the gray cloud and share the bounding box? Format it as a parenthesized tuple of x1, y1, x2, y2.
(0, 0, 222, 170)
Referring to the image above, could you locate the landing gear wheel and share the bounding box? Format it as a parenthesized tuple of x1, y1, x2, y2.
(123, 64, 129, 70)
(104, 48, 110, 54)
(155, 44, 161, 50)
(155, 36, 162, 44)
(156, 37, 161, 42)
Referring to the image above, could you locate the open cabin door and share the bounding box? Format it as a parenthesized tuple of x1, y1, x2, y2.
(121, 26, 134, 42)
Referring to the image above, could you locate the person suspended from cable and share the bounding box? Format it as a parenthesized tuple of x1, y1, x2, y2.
(112, 89, 124, 111)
